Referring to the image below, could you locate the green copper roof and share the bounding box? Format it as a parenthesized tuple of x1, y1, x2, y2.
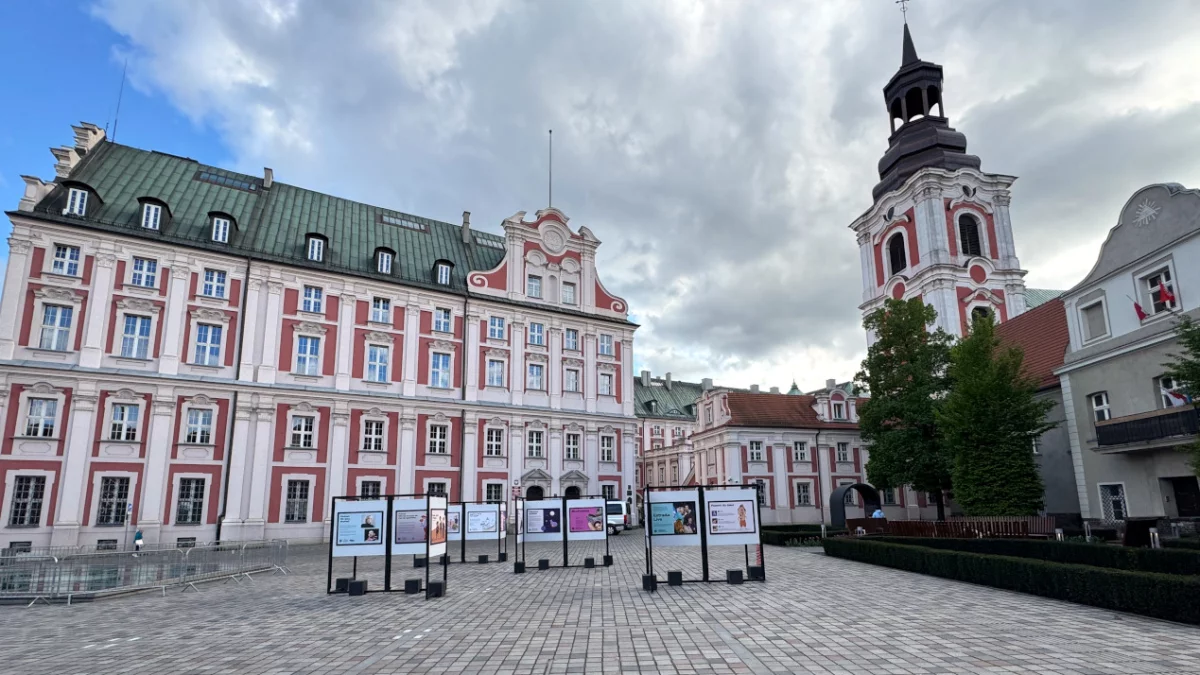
(634, 377, 705, 419)
(22, 140, 507, 293)
(1025, 288, 1062, 309)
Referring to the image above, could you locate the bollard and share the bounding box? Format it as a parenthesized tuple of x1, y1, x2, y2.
(499, 552, 508, 562)
(584, 557, 595, 568)
(1055, 528, 1064, 542)
(334, 578, 352, 593)
(513, 561, 526, 574)
(478, 555, 489, 564)
(821, 523, 827, 539)
(404, 579, 421, 594)
(1084, 521, 1092, 543)
(348, 579, 368, 596)
(748, 565, 765, 581)
(667, 571, 683, 586)
(726, 570, 744, 585)
(603, 554, 613, 567)
(427, 580, 445, 598)
(537, 559, 550, 570)
(642, 574, 658, 592)
(414, 557, 427, 568)
(1150, 527, 1161, 549)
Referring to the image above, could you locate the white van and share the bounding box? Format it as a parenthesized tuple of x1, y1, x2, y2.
(606, 501, 629, 535)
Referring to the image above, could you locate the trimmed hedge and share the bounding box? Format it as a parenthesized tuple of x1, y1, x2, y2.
(866, 536, 1200, 576)
(1164, 538, 1200, 551)
(822, 538, 1200, 625)
(762, 526, 846, 546)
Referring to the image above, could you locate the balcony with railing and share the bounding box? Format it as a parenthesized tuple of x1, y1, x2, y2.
(1095, 406, 1199, 451)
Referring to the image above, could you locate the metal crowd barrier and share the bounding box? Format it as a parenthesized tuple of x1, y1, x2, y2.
(0, 540, 289, 606)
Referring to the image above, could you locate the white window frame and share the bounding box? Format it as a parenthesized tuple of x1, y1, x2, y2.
(565, 433, 581, 460)
(23, 398, 58, 438)
(430, 351, 452, 389)
(598, 372, 614, 396)
(359, 480, 383, 499)
(561, 282, 576, 305)
(601, 484, 616, 501)
(296, 335, 322, 376)
(599, 334, 614, 356)
(836, 442, 850, 463)
(528, 322, 545, 346)
(290, 415, 316, 449)
(427, 423, 449, 454)
(564, 368, 580, 393)
(202, 269, 227, 299)
(748, 441, 764, 463)
(436, 263, 451, 285)
(302, 285, 323, 314)
(119, 314, 153, 360)
(484, 483, 504, 503)
(377, 250, 393, 274)
(792, 441, 808, 462)
(486, 359, 506, 388)
(130, 257, 158, 288)
(527, 363, 545, 390)
(832, 401, 846, 419)
(173, 475, 208, 526)
(526, 429, 544, 458)
(433, 307, 452, 333)
(600, 435, 616, 463)
(212, 216, 230, 243)
(1139, 264, 1178, 317)
(362, 418, 386, 452)
(1159, 375, 1183, 408)
(283, 477, 312, 524)
(882, 487, 897, 506)
(141, 203, 162, 230)
(2, 470, 56, 528)
(194, 323, 223, 367)
(488, 316, 506, 340)
(1079, 298, 1110, 344)
(370, 297, 391, 324)
(564, 328, 579, 351)
(794, 480, 813, 507)
(840, 480, 856, 506)
(366, 344, 389, 383)
(485, 427, 505, 457)
(51, 244, 81, 277)
(425, 480, 448, 497)
(527, 275, 542, 299)
(1091, 391, 1111, 422)
(307, 237, 324, 262)
(109, 403, 140, 441)
(185, 408, 214, 445)
(94, 475, 133, 526)
(38, 304, 73, 352)
(65, 188, 88, 216)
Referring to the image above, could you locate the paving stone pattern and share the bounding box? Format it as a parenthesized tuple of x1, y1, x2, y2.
(2, 534, 1200, 674)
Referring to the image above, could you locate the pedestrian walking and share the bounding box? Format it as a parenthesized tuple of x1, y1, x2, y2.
(133, 529, 144, 556)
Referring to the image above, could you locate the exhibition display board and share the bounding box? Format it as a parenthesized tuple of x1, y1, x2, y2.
(515, 494, 612, 572)
(643, 484, 765, 590)
(331, 498, 388, 558)
(565, 498, 608, 542)
(523, 499, 565, 543)
(465, 502, 501, 541)
(447, 504, 463, 542)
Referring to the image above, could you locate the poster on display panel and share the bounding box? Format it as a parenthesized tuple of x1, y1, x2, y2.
(465, 503, 501, 541)
(565, 498, 607, 541)
(646, 490, 701, 547)
(447, 504, 463, 542)
(523, 499, 563, 542)
(428, 495, 449, 557)
(331, 499, 387, 557)
(705, 488, 760, 546)
(390, 498, 431, 555)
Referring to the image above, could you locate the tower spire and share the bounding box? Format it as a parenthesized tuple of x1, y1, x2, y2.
(901, 22, 919, 66)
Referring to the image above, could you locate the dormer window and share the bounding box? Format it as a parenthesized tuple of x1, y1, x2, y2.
(375, 248, 394, 275)
(307, 235, 325, 262)
(435, 262, 451, 285)
(65, 188, 88, 216)
(832, 402, 846, 419)
(212, 216, 230, 243)
(142, 203, 162, 230)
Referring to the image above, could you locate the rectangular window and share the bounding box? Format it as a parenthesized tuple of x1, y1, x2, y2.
(529, 322, 545, 346)
(212, 217, 230, 243)
(142, 203, 162, 230)
(377, 251, 393, 274)
(307, 237, 324, 262)
(52, 244, 81, 276)
(601, 485, 615, 501)
(527, 363, 545, 390)
(671, 466, 678, 483)
(185, 409, 213, 444)
(285, 480, 309, 523)
(1160, 376, 1185, 408)
(96, 539, 118, 551)
(485, 428, 504, 456)
(674, 426, 684, 439)
(488, 316, 506, 340)
(527, 430, 544, 458)
(366, 345, 389, 382)
(302, 285, 323, 313)
(39, 305, 72, 351)
(131, 257, 157, 287)
(360, 481, 382, 498)
(485, 483, 503, 503)
(842, 482, 855, 506)
(599, 334, 614, 356)
(836, 442, 850, 462)
(427, 424, 448, 454)
(564, 368, 580, 393)
(431, 352, 452, 388)
(659, 468, 665, 483)
(705, 404, 713, 425)
(1081, 301, 1108, 342)
(601, 436, 616, 463)
(291, 415, 315, 449)
(436, 264, 451, 285)
(565, 433, 581, 460)
(527, 275, 542, 298)
(120, 315, 152, 359)
(97, 477, 130, 526)
(1099, 484, 1127, 522)
(882, 487, 897, 506)
(175, 478, 205, 525)
(296, 336, 321, 376)
(1143, 268, 1176, 315)
(486, 359, 505, 387)
(792, 441, 808, 462)
(202, 269, 227, 299)
(65, 188, 88, 216)
(598, 373, 614, 396)
(795, 482, 812, 506)
(194, 324, 222, 366)
(433, 307, 452, 333)
(363, 420, 384, 451)
(8, 476, 46, 526)
(1091, 392, 1111, 422)
(561, 282, 576, 305)
(109, 404, 139, 441)
(832, 402, 846, 419)
(564, 328, 579, 351)
(371, 298, 390, 323)
(748, 441, 764, 462)
(427, 482, 447, 497)
(652, 425, 663, 437)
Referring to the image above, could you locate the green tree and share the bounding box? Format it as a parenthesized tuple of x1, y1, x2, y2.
(938, 312, 1053, 516)
(855, 298, 954, 520)
(1163, 315, 1200, 476)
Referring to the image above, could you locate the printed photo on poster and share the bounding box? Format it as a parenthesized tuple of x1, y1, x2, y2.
(447, 510, 461, 535)
(568, 506, 605, 533)
(336, 511, 384, 545)
(517, 504, 524, 534)
(708, 500, 756, 534)
(649, 502, 697, 536)
(394, 509, 428, 544)
(526, 508, 561, 533)
(467, 510, 497, 533)
(430, 509, 447, 544)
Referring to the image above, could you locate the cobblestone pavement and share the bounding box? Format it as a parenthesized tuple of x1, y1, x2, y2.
(2, 534, 1200, 675)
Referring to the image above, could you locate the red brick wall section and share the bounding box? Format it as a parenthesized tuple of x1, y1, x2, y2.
(29, 247, 44, 279)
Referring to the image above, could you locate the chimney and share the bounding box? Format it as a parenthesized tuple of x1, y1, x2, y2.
(18, 176, 53, 213)
(750, 384, 759, 393)
(826, 378, 836, 390)
(665, 372, 672, 391)
(71, 123, 105, 155)
(769, 386, 779, 394)
(640, 370, 650, 387)
(263, 167, 274, 189)
(462, 211, 472, 244)
(701, 378, 713, 391)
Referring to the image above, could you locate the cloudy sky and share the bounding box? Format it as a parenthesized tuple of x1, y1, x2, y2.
(5, 0, 1200, 391)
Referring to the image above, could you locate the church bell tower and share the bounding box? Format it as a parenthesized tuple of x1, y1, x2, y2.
(850, 23, 1028, 344)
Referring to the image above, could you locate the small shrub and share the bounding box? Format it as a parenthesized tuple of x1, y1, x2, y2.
(1164, 538, 1200, 551)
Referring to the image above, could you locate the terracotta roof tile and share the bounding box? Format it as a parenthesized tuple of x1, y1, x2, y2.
(994, 298, 1068, 390)
(725, 391, 859, 429)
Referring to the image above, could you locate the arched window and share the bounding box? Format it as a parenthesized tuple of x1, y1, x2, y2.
(958, 214, 982, 257)
(971, 306, 993, 322)
(887, 233, 907, 276)
(564, 486, 581, 500)
(525, 485, 544, 501)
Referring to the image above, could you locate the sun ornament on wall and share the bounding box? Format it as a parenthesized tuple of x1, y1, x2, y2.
(1132, 198, 1160, 228)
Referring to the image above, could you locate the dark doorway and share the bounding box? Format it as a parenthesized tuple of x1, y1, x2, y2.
(525, 485, 544, 501)
(564, 486, 581, 500)
(1170, 477, 1200, 518)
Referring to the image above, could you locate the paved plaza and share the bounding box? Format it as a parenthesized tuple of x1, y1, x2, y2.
(2, 534, 1199, 674)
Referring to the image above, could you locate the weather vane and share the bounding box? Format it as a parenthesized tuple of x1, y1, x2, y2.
(896, 0, 909, 24)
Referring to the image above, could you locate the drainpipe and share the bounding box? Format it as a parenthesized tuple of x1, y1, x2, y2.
(214, 255, 253, 542)
(458, 294, 469, 503)
(814, 429, 823, 525)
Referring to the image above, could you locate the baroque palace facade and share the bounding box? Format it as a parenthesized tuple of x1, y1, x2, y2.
(0, 124, 637, 549)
